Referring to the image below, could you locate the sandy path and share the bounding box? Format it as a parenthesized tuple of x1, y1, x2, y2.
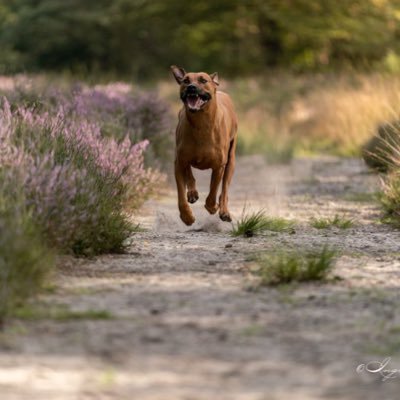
(1, 156, 400, 399)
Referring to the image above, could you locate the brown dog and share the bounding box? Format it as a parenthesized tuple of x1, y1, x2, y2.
(171, 65, 238, 226)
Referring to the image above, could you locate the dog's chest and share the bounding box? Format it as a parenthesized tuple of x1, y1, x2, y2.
(191, 157, 211, 170)
(189, 146, 225, 169)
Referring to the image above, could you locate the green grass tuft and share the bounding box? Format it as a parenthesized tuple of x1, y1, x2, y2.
(343, 192, 378, 203)
(12, 305, 113, 321)
(231, 209, 294, 237)
(310, 214, 354, 229)
(255, 247, 337, 286)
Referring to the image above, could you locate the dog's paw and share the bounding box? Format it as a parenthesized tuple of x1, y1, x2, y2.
(219, 212, 232, 222)
(187, 190, 199, 204)
(204, 202, 219, 215)
(180, 211, 195, 226)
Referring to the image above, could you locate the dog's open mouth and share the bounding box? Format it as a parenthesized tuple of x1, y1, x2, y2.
(183, 93, 211, 112)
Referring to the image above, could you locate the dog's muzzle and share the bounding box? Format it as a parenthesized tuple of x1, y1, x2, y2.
(181, 85, 211, 112)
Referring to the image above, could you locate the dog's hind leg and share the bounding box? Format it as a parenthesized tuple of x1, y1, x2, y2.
(219, 137, 237, 222)
(186, 166, 199, 204)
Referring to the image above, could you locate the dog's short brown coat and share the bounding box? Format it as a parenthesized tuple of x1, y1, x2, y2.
(171, 66, 238, 225)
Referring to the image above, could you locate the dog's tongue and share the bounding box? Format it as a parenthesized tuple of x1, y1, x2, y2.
(187, 95, 202, 110)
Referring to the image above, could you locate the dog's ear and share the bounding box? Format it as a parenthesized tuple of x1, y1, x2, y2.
(210, 72, 219, 86)
(170, 65, 186, 84)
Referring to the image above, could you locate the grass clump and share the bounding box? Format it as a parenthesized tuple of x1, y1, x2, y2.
(310, 214, 354, 229)
(255, 247, 337, 286)
(343, 192, 378, 203)
(379, 172, 400, 227)
(375, 126, 400, 227)
(362, 121, 400, 172)
(231, 209, 294, 237)
(12, 304, 113, 321)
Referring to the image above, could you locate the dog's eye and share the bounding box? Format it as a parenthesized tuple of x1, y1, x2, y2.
(183, 77, 190, 84)
(199, 77, 208, 84)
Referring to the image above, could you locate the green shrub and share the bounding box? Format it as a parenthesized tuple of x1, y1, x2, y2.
(0, 188, 53, 327)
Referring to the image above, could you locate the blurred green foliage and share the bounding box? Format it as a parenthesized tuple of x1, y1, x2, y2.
(1, 0, 400, 78)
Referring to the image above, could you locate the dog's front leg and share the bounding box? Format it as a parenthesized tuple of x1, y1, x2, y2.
(175, 159, 195, 225)
(205, 166, 224, 214)
(185, 166, 199, 204)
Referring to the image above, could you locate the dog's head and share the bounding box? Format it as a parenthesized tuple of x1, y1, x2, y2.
(170, 65, 219, 113)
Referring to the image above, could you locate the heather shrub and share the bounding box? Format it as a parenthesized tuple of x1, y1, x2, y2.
(1, 80, 174, 167)
(0, 97, 162, 255)
(23, 156, 132, 255)
(72, 84, 174, 167)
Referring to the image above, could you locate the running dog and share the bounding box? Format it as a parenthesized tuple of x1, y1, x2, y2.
(171, 65, 238, 225)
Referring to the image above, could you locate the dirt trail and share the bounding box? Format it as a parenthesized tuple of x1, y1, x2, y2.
(2, 156, 400, 400)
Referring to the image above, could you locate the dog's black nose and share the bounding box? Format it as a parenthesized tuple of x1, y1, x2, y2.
(186, 84, 198, 93)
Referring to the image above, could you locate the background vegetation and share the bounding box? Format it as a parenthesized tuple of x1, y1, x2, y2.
(1, 0, 400, 78)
